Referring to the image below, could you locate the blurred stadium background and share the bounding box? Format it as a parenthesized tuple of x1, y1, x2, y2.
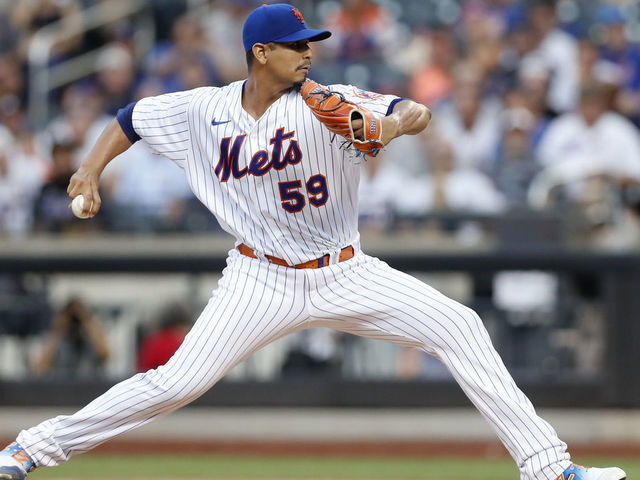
(2, 0, 640, 475)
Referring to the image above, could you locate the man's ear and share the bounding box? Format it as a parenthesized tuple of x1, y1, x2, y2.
(252, 43, 269, 66)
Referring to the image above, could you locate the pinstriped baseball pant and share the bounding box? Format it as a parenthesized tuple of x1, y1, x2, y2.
(17, 250, 571, 480)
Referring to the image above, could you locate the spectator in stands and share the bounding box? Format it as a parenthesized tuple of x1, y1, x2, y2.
(409, 26, 457, 108)
(204, 0, 258, 83)
(423, 136, 506, 215)
(533, 81, 640, 209)
(178, 55, 213, 90)
(95, 43, 137, 116)
(515, 55, 558, 146)
(0, 53, 24, 100)
(104, 143, 194, 232)
(137, 302, 192, 372)
(579, 38, 602, 86)
(491, 107, 540, 206)
(495, 21, 538, 93)
(578, 38, 622, 91)
(0, 131, 23, 236)
(358, 133, 432, 228)
(143, 14, 222, 92)
(0, 136, 50, 236)
(0, 93, 28, 139)
(505, 80, 550, 128)
(7, 0, 83, 62)
(31, 297, 110, 378)
(596, 5, 640, 124)
(466, 0, 528, 33)
(0, 96, 49, 236)
(47, 83, 110, 164)
(523, 0, 579, 113)
(459, 0, 511, 95)
(431, 60, 503, 171)
(322, 0, 401, 65)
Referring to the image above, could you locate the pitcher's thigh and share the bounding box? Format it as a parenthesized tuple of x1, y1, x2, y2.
(312, 256, 494, 357)
(161, 254, 309, 392)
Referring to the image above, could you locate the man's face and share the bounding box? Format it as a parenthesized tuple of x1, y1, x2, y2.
(605, 24, 626, 51)
(267, 40, 312, 86)
(580, 96, 607, 126)
(530, 5, 555, 34)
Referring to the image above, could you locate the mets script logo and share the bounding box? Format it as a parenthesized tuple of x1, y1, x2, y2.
(292, 7, 305, 23)
(214, 128, 303, 182)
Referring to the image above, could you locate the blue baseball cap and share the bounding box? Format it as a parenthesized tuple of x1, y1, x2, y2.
(242, 3, 331, 53)
(595, 5, 625, 25)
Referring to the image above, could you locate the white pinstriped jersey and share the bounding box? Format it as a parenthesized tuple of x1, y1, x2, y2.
(132, 80, 398, 265)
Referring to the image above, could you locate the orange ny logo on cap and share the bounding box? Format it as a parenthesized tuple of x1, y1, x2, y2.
(292, 7, 305, 23)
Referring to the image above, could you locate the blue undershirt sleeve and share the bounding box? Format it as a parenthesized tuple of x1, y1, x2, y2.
(116, 102, 141, 143)
(386, 97, 410, 116)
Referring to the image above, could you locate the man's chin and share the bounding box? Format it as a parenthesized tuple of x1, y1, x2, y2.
(291, 70, 309, 90)
(293, 76, 307, 90)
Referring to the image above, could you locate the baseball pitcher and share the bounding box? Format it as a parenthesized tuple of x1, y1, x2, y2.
(0, 4, 626, 480)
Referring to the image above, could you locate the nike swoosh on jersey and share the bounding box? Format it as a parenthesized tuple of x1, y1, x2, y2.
(211, 119, 231, 126)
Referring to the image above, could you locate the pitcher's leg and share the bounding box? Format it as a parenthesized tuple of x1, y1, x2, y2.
(15, 254, 307, 467)
(309, 255, 569, 480)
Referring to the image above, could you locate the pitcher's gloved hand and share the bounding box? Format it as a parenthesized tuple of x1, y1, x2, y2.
(300, 79, 385, 157)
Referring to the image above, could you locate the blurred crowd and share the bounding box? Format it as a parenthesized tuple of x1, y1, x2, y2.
(2, 0, 640, 248)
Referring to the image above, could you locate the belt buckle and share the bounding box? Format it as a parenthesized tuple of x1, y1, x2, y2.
(326, 249, 342, 266)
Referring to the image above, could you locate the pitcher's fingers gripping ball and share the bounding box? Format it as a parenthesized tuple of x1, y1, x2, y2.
(300, 79, 384, 157)
(71, 194, 92, 219)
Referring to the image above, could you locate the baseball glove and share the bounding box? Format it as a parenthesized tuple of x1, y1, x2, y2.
(300, 79, 384, 157)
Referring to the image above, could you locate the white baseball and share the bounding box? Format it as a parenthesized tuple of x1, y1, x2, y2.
(71, 194, 90, 219)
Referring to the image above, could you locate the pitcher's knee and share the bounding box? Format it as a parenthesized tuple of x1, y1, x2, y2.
(439, 299, 483, 328)
(464, 308, 491, 338)
(439, 304, 489, 344)
(463, 307, 485, 329)
(410, 304, 487, 355)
